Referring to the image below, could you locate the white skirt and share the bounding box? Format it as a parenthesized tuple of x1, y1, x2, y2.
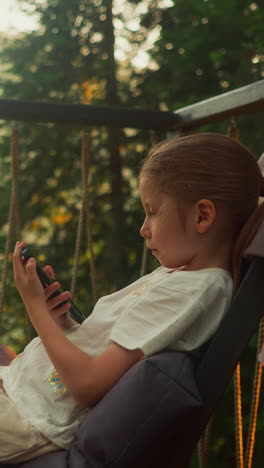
(0, 379, 59, 463)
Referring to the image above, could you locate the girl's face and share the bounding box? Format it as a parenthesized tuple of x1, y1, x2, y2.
(139, 176, 197, 269)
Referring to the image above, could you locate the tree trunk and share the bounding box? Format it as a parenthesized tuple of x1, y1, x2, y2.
(104, 0, 128, 288)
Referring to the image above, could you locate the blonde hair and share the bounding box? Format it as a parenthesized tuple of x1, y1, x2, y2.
(140, 133, 264, 292)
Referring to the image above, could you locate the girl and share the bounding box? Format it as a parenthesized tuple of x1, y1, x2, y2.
(1, 133, 264, 463)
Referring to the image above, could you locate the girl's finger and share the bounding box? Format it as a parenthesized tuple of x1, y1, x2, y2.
(25, 258, 44, 293)
(51, 302, 71, 316)
(13, 241, 26, 278)
(48, 291, 71, 309)
(25, 258, 39, 281)
(44, 281, 60, 298)
(43, 265, 55, 280)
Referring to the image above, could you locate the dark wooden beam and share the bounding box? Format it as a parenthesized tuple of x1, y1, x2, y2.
(0, 80, 262, 130)
(174, 80, 264, 130)
(0, 99, 178, 130)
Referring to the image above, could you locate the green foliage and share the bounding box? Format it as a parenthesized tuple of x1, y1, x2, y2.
(135, 0, 263, 152)
(0, 0, 149, 348)
(137, 0, 263, 103)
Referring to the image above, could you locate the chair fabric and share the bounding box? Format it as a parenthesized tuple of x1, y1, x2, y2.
(244, 216, 264, 258)
(1, 351, 202, 468)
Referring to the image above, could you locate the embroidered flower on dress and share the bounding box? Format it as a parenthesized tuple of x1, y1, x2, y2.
(48, 371, 68, 395)
(130, 281, 153, 296)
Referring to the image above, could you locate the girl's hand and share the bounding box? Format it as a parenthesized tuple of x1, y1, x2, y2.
(13, 241, 45, 306)
(43, 265, 77, 330)
(43, 265, 71, 316)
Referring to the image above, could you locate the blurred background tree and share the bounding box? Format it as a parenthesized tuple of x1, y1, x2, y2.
(135, 0, 264, 152)
(0, 0, 168, 347)
(0, 1, 263, 466)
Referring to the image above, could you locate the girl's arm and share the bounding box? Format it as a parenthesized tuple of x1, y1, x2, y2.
(13, 242, 144, 408)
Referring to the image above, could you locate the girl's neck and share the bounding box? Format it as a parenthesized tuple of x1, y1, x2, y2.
(182, 242, 233, 274)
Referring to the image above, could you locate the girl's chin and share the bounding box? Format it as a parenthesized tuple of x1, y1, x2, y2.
(159, 259, 186, 270)
(151, 252, 183, 270)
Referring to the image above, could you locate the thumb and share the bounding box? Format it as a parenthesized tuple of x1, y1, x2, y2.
(25, 258, 37, 279)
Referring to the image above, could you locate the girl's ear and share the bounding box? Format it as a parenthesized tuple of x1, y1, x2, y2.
(195, 199, 216, 233)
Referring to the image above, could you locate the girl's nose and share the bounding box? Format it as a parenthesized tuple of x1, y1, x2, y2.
(140, 218, 151, 239)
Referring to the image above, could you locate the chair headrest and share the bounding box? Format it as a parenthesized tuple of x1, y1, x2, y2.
(243, 152, 264, 258)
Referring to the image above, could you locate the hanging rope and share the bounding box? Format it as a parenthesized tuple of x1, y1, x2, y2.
(0, 128, 21, 321)
(71, 134, 97, 305)
(12, 129, 21, 238)
(197, 435, 204, 468)
(244, 317, 264, 468)
(233, 362, 245, 468)
(203, 418, 214, 467)
(197, 417, 214, 468)
(227, 117, 240, 140)
(197, 436, 204, 468)
(70, 184, 85, 298)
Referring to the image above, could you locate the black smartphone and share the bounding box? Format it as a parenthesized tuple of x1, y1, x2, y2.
(21, 247, 85, 324)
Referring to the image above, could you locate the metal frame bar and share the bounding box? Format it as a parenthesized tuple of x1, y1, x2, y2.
(0, 80, 263, 130)
(174, 80, 264, 130)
